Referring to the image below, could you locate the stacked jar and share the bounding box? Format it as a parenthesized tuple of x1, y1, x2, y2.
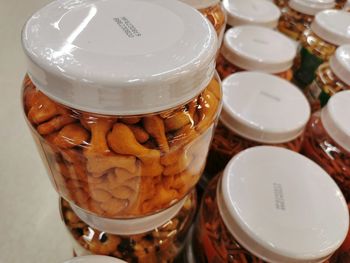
(277, 0, 335, 41)
(222, 0, 281, 30)
(205, 72, 310, 176)
(178, 0, 226, 47)
(293, 10, 350, 88)
(21, 0, 221, 262)
(217, 25, 297, 80)
(191, 146, 349, 263)
(304, 45, 350, 112)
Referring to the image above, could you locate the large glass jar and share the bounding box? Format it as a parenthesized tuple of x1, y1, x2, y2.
(277, 0, 335, 41)
(21, 0, 221, 218)
(303, 91, 350, 201)
(61, 190, 196, 263)
(217, 25, 297, 80)
(205, 72, 310, 176)
(305, 45, 350, 112)
(293, 10, 350, 88)
(179, 0, 226, 47)
(222, 0, 281, 29)
(192, 146, 349, 263)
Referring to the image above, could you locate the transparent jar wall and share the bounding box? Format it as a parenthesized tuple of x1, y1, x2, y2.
(61, 190, 196, 263)
(22, 74, 222, 218)
(293, 29, 337, 88)
(216, 53, 293, 81)
(302, 113, 350, 201)
(192, 175, 265, 263)
(205, 121, 304, 176)
(199, 3, 226, 47)
(277, 6, 314, 41)
(304, 63, 349, 112)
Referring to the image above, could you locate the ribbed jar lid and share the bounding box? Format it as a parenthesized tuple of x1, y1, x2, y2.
(321, 90, 350, 153)
(223, 0, 281, 28)
(289, 0, 335, 16)
(220, 72, 310, 143)
(218, 146, 349, 263)
(311, 10, 350, 46)
(330, 44, 350, 86)
(22, 0, 217, 115)
(221, 25, 296, 73)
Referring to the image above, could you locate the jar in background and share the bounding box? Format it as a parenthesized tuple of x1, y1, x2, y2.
(303, 91, 350, 201)
(192, 146, 349, 263)
(21, 0, 221, 218)
(305, 44, 350, 112)
(278, 0, 335, 41)
(222, 0, 281, 29)
(217, 25, 297, 80)
(179, 0, 226, 47)
(61, 191, 196, 263)
(205, 72, 310, 176)
(293, 10, 350, 88)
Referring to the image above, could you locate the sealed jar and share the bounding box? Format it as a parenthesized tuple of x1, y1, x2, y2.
(303, 91, 350, 201)
(179, 0, 226, 47)
(21, 0, 221, 218)
(205, 72, 310, 175)
(65, 256, 126, 263)
(61, 190, 196, 263)
(293, 10, 350, 88)
(305, 44, 350, 112)
(222, 0, 281, 29)
(217, 25, 297, 80)
(277, 0, 335, 41)
(192, 146, 349, 263)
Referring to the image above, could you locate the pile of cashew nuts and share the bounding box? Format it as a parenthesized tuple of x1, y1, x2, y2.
(23, 75, 221, 218)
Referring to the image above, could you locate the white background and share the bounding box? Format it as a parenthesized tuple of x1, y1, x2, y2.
(0, 0, 73, 262)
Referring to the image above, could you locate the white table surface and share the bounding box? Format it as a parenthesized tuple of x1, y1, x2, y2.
(0, 0, 73, 262)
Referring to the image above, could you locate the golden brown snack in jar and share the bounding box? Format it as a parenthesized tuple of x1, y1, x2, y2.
(23, 76, 221, 218)
(61, 191, 196, 263)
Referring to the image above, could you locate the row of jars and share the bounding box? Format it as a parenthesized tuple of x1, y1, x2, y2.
(21, 0, 350, 262)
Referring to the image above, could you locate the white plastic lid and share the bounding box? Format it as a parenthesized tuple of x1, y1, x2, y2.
(22, 0, 217, 116)
(221, 26, 297, 73)
(178, 0, 220, 9)
(64, 256, 126, 263)
(289, 0, 335, 16)
(220, 72, 310, 143)
(71, 197, 186, 235)
(311, 10, 350, 46)
(223, 0, 281, 28)
(330, 45, 350, 85)
(218, 146, 349, 263)
(321, 90, 350, 153)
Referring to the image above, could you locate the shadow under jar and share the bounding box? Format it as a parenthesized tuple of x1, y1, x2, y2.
(21, 0, 221, 219)
(305, 44, 350, 112)
(293, 10, 350, 89)
(179, 0, 227, 48)
(61, 190, 196, 263)
(205, 72, 310, 177)
(222, 0, 281, 30)
(303, 90, 350, 201)
(277, 0, 335, 41)
(192, 146, 349, 263)
(216, 25, 297, 81)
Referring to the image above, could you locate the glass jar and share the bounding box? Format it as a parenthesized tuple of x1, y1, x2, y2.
(277, 0, 335, 41)
(179, 0, 226, 47)
(65, 256, 126, 263)
(293, 10, 350, 88)
(61, 190, 196, 263)
(21, 0, 221, 218)
(305, 45, 350, 112)
(222, 0, 281, 29)
(205, 72, 310, 176)
(303, 91, 350, 202)
(192, 146, 349, 263)
(217, 25, 297, 80)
